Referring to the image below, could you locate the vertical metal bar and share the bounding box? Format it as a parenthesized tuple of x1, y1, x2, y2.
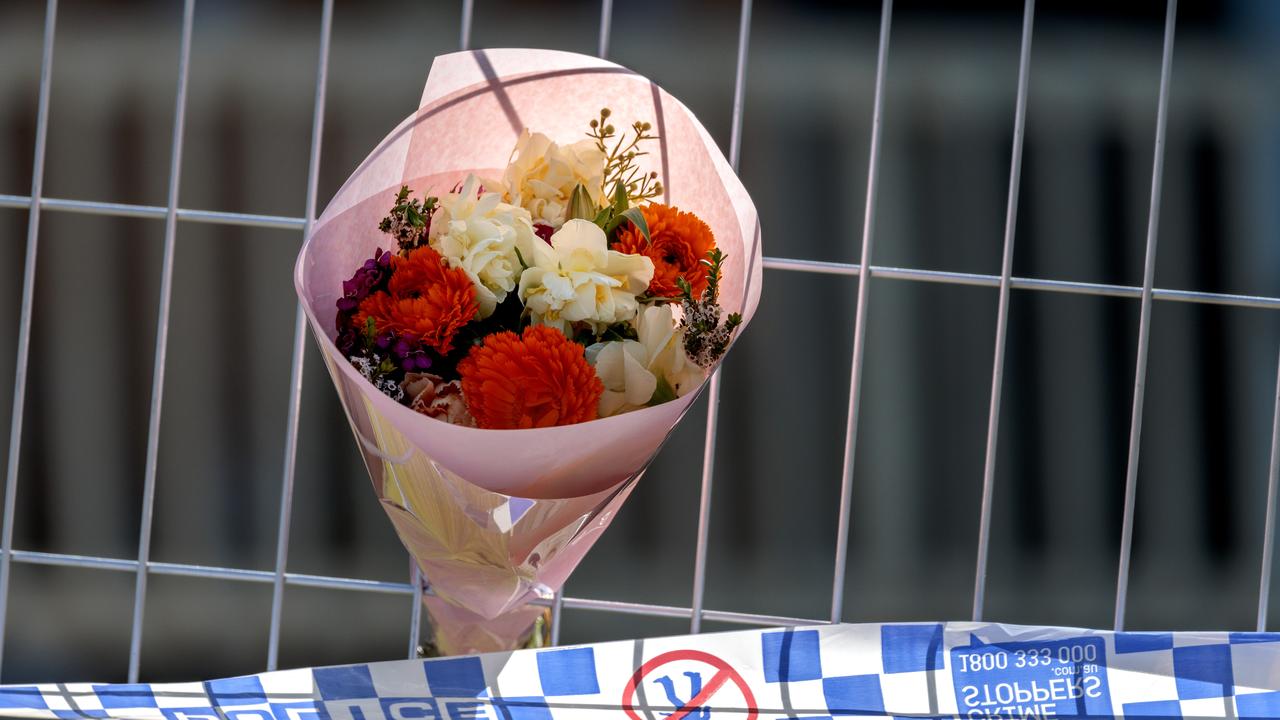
(266, 0, 333, 672)
(725, 1, 751, 174)
(0, 0, 58, 679)
(689, 0, 751, 635)
(539, 4, 617, 648)
(550, 591, 564, 646)
(1257, 347, 1280, 632)
(971, 0, 1035, 623)
(597, 0, 614, 60)
(407, 566, 422, 658)
(460, 0, 474, 51)
(127, 0, 196, 683)
(688, 373, 719, 634)
(829, 0, 893, 624)
(1114, 0, 1177, 632)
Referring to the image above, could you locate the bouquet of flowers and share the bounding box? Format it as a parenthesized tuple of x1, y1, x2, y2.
(336, 113, 740, 431)
(295, 49, 761, 655)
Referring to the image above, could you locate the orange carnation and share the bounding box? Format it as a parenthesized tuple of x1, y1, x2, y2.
(355, 246, 478, 355)
(458, 325, 603, 429)
(614, 202, 716, 299)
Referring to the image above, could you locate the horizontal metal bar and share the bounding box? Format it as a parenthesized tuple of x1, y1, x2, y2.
(11, 550, 135, 573)
(10, 550, 415, 594)
(0, 194, 305, 230)
(556, 596, 691, 620)
(5, 550, 821, 627)
(12, 551, 420, 595)
(700, 608, 818, 627)
(0, 192, 1274, 312)
(151, 561, 278, 584)
(762, 257, 863, 276)
(283, 571, 418, 595)
(3, 200, 1267, 314)
(763, 257, 1280, 310)
(558, 596, 816, 627)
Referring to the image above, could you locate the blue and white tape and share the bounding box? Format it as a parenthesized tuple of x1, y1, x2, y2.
(3, 622, 1279, 718)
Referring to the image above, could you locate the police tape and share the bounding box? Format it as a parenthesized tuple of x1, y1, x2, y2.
(2, 621, 1278, 718)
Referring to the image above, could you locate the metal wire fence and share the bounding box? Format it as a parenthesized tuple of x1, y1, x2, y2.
(1, 0, 1278, 687)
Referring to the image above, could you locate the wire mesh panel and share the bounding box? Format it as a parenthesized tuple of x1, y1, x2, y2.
(0, 0, 1278, 684)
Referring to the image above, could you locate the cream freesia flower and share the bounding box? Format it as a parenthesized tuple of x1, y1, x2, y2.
(484, 131, 607, 229)
(585, 304, 706, 417)
(517, 219, 654, 333)
(428, 174, 538, 318)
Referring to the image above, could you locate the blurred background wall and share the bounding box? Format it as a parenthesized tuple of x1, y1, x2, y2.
(0, 0, 1278, 684)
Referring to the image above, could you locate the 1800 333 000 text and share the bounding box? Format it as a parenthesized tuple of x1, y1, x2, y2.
(950, 636, 1111, 719)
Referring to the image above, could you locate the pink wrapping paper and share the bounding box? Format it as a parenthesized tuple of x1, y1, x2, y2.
(295, 49, 762, 655)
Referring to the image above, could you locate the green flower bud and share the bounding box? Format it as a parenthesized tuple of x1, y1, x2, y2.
(564, 183, 597, 223)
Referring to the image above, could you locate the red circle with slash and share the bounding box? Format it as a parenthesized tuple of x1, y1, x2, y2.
(622, 649, 758, 720)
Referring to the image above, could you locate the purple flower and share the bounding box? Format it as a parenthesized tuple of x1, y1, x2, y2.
(381, 334, 432, 372)
(398, 351, 432, 372)
(336, 326, 360, 357)
(335, 248, 394, 341)
(337, 248, 393, 312)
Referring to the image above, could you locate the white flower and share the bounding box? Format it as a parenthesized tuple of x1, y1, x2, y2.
(587, 341, 655, 417)
(518, 219, 654, 333)
(428, 174, 538, 318)
(484, 131, 607, 229)
(586, 304, 706, 417)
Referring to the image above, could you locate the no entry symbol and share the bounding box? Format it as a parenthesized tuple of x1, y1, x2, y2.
(622, 649, 758, 720)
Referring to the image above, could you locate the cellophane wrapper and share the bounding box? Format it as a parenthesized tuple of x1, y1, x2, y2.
(294, 48, 762, 655)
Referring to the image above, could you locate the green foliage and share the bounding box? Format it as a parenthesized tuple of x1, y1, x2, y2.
(678, 249, 742, 367)
(586, 108, 664, 206)
(571, 319, 638, 347)
(702, 248, 728, 303)
(605, 206, 650, 245)
(583, 109, 663, 246)
(361, 316, 379, 349)
(648, 375, 677, 406)
(599, 322, 639, 343)
(378, 185, 438, 255)
(592, 182, 650, 246)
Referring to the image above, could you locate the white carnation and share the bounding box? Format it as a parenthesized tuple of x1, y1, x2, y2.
(428, 174, 538, 318)
(484, 131, 607, 229)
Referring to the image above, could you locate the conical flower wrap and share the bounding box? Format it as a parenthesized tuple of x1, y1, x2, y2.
(295, 49, 761, 655)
